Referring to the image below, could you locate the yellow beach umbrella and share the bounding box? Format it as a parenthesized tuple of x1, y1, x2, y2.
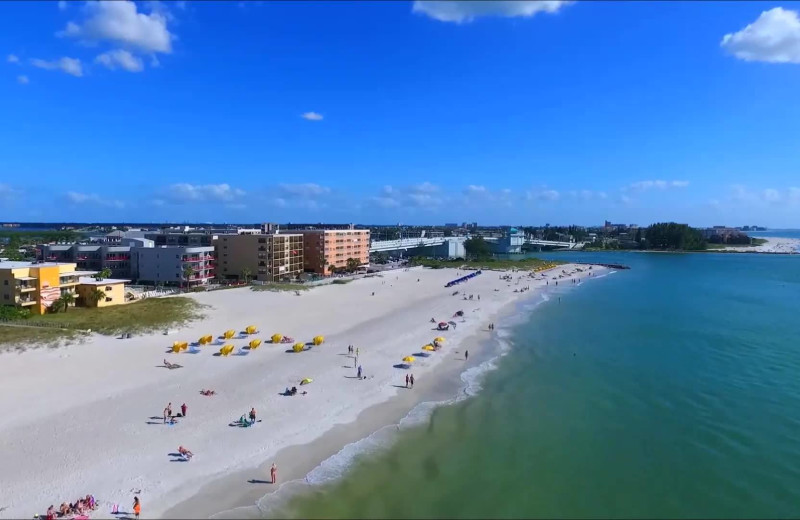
(300, 378, 313, 385)
(245, 325, 258, 335)
(403, 356, 415, 363)
(271, 333, 283, 343)
(223, 329, 236, 339)
(422, 345, 435, 352)
(293, 342, 305, 353)
(313, 335, 324, 345)
(434, 337, 446, 343)
(220, 344, 234, 356)
(249, 339, 262, 350)
(171, 343, 182, 353)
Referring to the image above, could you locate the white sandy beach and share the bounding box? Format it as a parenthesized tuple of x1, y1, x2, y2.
(0, 263, 602, 520)
(718, 236, 800, 253)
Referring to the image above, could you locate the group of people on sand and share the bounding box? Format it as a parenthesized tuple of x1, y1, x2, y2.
(49, 495, 95, 519)
(163, 402, 188, 424)
(405, 373, 415, 388)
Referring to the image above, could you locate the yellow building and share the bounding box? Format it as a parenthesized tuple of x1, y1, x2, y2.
(0, 261, 92, 315)
(76, 277, 130, 308)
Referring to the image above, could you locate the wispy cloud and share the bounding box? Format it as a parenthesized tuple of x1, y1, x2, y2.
(65, 191, 125, 208)
(277, 183, 330, 197)
(626, 179, 689, 191)
(95, 49, 144, 72)
(721, 7, 800, 64)
(7, 54, 19, 64)
(17, 75, 29, 85)
(31, 57, 83, 77)
(166, 183, 246, 203)
(526, 188, 560, 202)
(58, 0, 68, 11)
(301, 112, 324, 121)
(412, 0, 573, 24)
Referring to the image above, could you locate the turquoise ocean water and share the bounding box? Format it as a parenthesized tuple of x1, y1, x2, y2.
(257, 246, 800, 519)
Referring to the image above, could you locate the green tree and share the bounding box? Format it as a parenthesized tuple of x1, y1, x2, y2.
(345, 257, 359, 272)
(643, 223, 706, 251)
(328, 263, 337, 275)
(54, 292, 75, 313)
(241, 267, 252, 283)
(3, 235, 24, 261)
(84, 287, 106, 307)
(464, 236, 492, 259)
(95, 268, 112, 281)
(183, 264, 195, 290)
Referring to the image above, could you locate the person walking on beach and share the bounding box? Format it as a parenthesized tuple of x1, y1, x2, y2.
(270, 463, 278, 484)
(405, 374, 409, 388)
(133, 496, 141, 519)
(163, 407, 168, 424)
(465, 350, 469, 361)
(167, 402, 172, 418)
(181, 403, 187, 417)
(249, 407, 257, 424)
(410, 374, 415, 388)
(357, 365, 362, 379)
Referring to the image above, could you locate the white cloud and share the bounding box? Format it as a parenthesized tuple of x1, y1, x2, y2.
(65, 191, 124, 208)
(166, 183, 246, 203)
(464, 184, 487, 195)
(17, 75, 29, 85)
(789, 187, 800, 202)
(7, 54, 19, 64)
(627, 179, 689, 191)
(95, 49, 144, 72)
(763, 188, 781, 202)
(301, 112, 324, 121)
(369, 182, 443, 209)
(409, 181, 440, 194)
(526, 188, 559, 201)
(412, 0, 572, 24)
(568, 189, 608, 201)
(278, 183, 331, 197)
(59, 0, 173, 54)
(721, 7, 800, 64)
(58, 0, 68, 10)
(0, 184, 21, 203)
(31, 57, 83, 77)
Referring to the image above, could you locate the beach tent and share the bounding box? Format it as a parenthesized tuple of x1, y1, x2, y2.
(223, 329, 236, 339)
(403, 356, 415, 363)
(300, 378, 313, 385)
(313, 335, 324, 346)
(245, 325, 258, 335)
(198, 335, 213, 345)
(172, 341, 188, 353)
(293, 342, 305, 353)
(249, 339, 262, 350)
(434, 337, 446, 343)
(220, 344, 235, 356)
(422, 345, 435, 352)
(271, 333, 283, 344)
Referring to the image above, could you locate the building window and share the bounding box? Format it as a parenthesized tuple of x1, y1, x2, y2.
(3, 294, 8, 300)
(105, 286, 112, 291)
(105, 297, 112, 302)
(3, 280, 7, 285)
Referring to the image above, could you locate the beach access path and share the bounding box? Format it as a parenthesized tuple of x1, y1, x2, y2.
(0, 263, 599, 519)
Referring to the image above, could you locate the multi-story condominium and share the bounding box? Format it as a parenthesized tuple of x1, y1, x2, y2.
(300, 229, 370, 276)
(39, 244, 134, 279)
(132, 246, 215, 287)
(145, 233, 215, 247)
(0, 261, 87, 314)
(215, 233, 303, 282)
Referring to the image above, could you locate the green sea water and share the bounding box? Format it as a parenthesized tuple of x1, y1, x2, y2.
(263, 251, 800, 519)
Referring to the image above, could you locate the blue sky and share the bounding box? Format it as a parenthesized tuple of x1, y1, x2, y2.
(2, 1, 800, 227)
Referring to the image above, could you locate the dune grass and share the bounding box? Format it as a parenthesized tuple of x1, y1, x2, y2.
(0, 325, 81, 351)
(17, 297, 204, 336)
(250, 283, 309, 292)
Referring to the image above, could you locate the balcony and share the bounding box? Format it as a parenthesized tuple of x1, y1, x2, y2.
(16, 284, 36, 292)
(105, 255, 130, 262)
(17, 297, 36, 306)
(59, 277, 79, 286)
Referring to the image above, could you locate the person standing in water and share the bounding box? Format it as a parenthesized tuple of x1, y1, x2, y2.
(133, 497, 141, 519)
(465, 350, 469, 361)
(270, 463, 278, 484)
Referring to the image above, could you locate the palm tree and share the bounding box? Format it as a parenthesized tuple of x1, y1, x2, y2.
(85, 287, 106, 307)
(241, 267, 252, 284)
(328, 264, 337, 275)
(345, 257, 359, 272)
(55, 292, 75, 313)
(183, 264, 195, 290)
(95, 268, 112, 281)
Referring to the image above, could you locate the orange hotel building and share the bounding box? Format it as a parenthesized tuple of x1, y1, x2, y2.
(300, 229, 370, 276)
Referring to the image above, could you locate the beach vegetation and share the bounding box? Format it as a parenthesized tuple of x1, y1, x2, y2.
(250, 283, 310, 292)
(0, 305, 31, 320)
(346, 257, 360, 272)
(241, 267, 252, 284)
(641, 223, 707, 251)
(94, 268, 112, 281)
(464, 236, 492, 259)
(331, 279, 352, 285)
(51, 292, 76, 313)
(84, 287, 106, 306)
(36, 296, 204, 334)
(0, 325, 80, 350)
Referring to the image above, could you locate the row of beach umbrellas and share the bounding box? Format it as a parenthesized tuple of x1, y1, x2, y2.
(402, 336, 446, 366)
(169, 329, 324, 357)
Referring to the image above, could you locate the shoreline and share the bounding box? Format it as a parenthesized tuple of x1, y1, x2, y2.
(0, 263, 604, 520)
(162, 286, 536, 519)
(576, 236, 800, 255)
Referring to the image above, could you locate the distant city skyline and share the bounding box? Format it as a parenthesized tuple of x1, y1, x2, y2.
(2, 1, 800, 226)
